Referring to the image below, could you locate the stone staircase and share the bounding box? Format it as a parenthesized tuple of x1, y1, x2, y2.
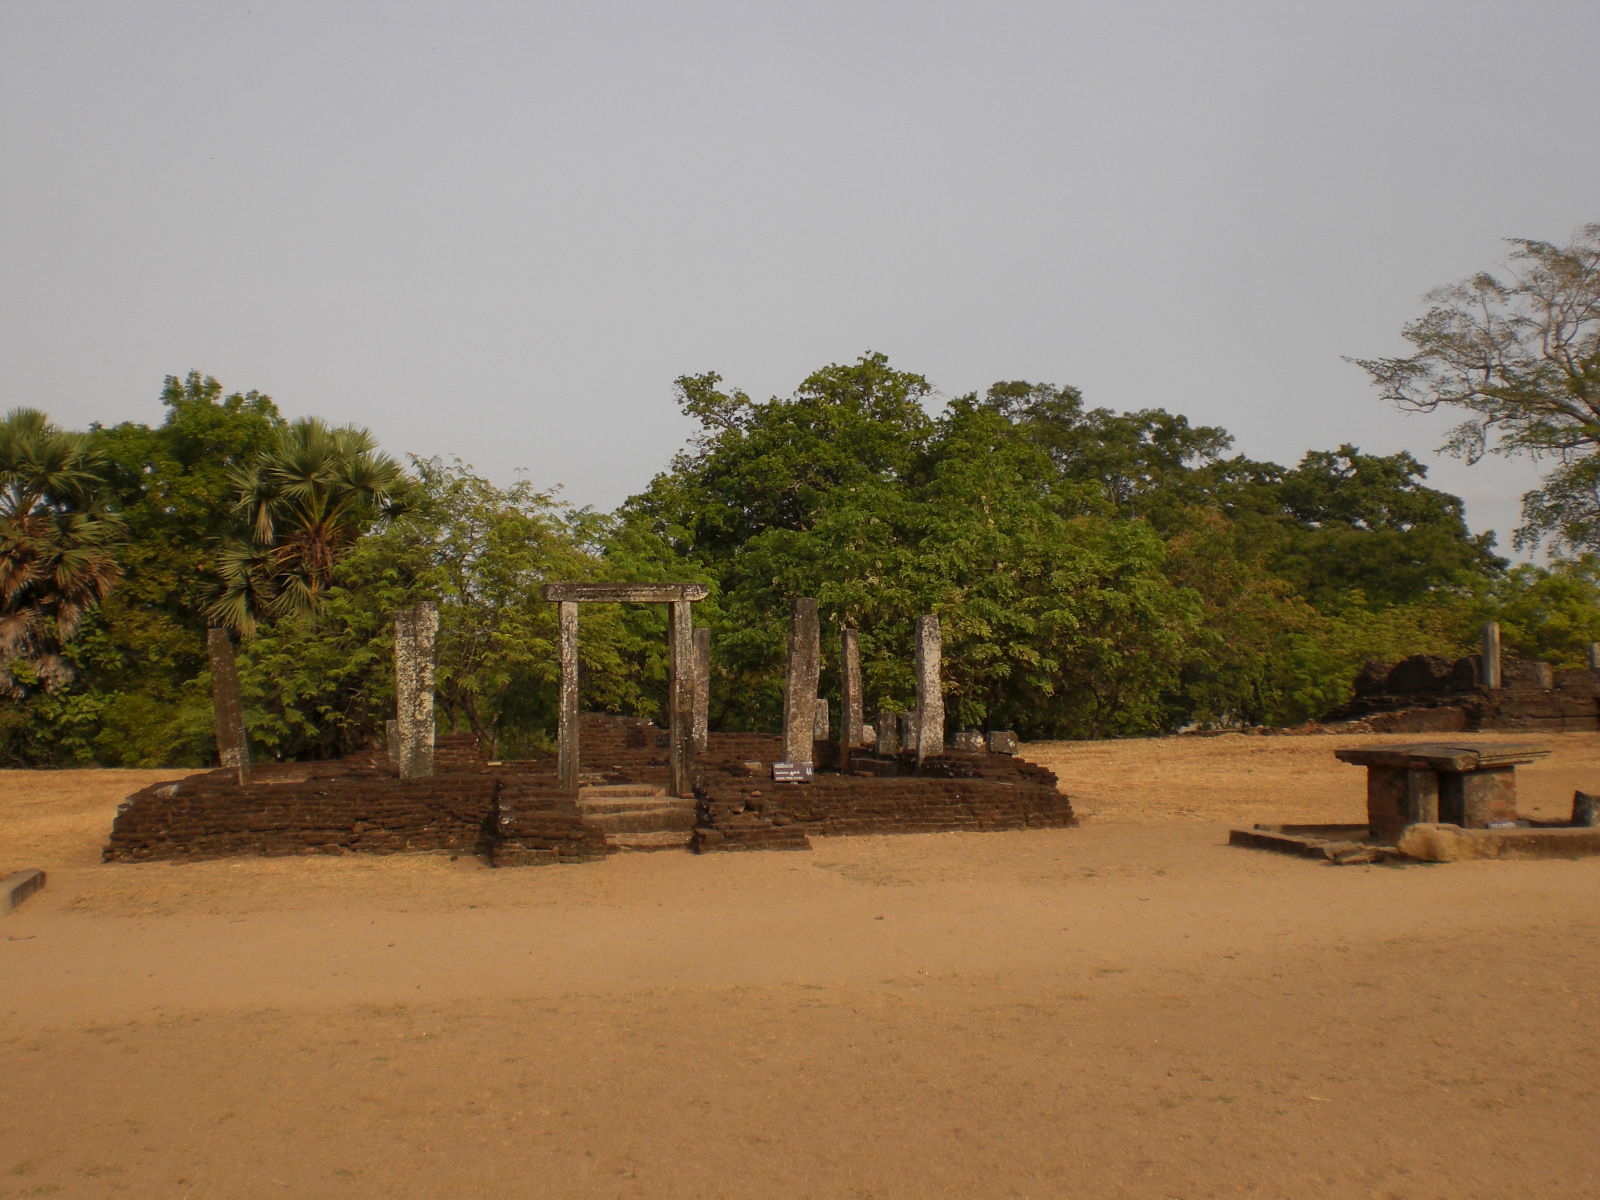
(576, 782, 697, 852)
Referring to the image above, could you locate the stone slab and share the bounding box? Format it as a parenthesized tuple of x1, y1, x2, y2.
(2, 868, 46, 914)
(1334, 742, 1551, 772)
(1228, 825, 1384, 864)
(540, 582, 709, 603)
(1396, 823, 1600, 862)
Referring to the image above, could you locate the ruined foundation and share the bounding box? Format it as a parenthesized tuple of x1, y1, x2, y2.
(106, 716, 1073, 865)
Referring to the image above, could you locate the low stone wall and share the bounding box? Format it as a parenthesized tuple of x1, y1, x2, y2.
(692, 750, 1072, 852)
(105, 766, 501, 862)
(489, 768, 608, 866)
(106, 740, 605, 866)
(1329, 654, 1600, 732)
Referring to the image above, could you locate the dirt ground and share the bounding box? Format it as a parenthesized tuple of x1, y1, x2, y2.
(2, 731, 1598, 1199)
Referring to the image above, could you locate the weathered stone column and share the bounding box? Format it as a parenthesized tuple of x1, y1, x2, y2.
(841, 627, 863, 746)
(668, 599, 695, 798)
(813, 698, 830, 741)
(394, 600, 439, 779)
(557, 600, 579, 791)
(206, 627, 250, 784)
(692, 626, 711, 753)
(839, 627, 862, 772)
(914, 614, 944, 766)
(1588, 642, 1599, 671)
(782, 598, 820, 764)
(1482, 621, 1502, 690)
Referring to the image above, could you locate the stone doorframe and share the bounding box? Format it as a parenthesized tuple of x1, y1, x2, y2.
(540, 583, 709, 798)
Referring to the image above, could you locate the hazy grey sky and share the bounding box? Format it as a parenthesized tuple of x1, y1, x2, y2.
(3, 1, 1596, 555)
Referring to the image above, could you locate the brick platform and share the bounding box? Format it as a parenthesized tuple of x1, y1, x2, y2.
(105, 720, 1074, 865)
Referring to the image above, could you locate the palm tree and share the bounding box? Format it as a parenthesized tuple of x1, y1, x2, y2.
(210, 418, 407, 633)
(1, 408, 122, 696)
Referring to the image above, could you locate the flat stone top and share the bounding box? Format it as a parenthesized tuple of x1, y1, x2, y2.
(540, 582, 709, 603)
(1334, 743, 1552, 772)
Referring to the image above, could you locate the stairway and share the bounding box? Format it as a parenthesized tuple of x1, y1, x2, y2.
(576, 782, 696, 852)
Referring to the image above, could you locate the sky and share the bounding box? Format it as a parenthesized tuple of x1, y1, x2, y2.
(2, 0, 1596, 557)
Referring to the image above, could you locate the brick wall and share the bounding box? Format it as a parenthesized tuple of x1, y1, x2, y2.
(105, 722, 1075, 864)
(692, 750, 1072, 852)
(1331, 655, 1600, 732)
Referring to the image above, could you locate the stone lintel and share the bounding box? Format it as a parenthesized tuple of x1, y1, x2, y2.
(540, 582, 709, 604)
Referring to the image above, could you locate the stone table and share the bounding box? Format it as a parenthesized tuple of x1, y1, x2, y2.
(1334, 742, 1551, 841)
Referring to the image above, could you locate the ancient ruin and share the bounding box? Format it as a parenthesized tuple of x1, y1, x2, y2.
(109, 592, 1072, 864)
(1324, 624, 1600, 733)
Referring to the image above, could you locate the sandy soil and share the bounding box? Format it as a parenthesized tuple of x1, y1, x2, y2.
(2, 732, 1598, 1199)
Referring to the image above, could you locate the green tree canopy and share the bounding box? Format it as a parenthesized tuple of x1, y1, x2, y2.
(213, 416, 408, 633)
(1, 407, 122, 698)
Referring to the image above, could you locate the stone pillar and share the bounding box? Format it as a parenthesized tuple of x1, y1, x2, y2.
(668, 599, 695, 798)
(914, 614, 944, 766)
(839, 628, 862, 771)
(782, 598, 820, 764)
(557, 600, 579, 790)
(1481, 621, 1502, 690)
(1588, 642, 1599, 671)
(394, 600, 439, 779)
(813, 698, 830, 741)
(692, 626, 711, 753)
(876, 711, 900, 755)
(841, 628, 863, 745)
(899, 712, 918, 755)
(206, 627, 250, 784)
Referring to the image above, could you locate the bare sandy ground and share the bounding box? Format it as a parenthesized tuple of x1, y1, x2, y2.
(2, 731, 1597, 1199)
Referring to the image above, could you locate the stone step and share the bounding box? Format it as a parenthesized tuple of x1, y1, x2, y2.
(578, 795, 697, 815)
(579, 783, 668, 800)
(608, 830, 693, 852)
(585, 806, 698, 834)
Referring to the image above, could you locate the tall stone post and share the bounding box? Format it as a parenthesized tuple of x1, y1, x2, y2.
(1482, 621, 1502, 690)
(206, 627, 250, 784)
(914, 614, 944, 767)
(394, 600, 439, 779)
(782, 598, 821, 764)
(668, 599, 695, 798)
(1588, 642, 1600, 671)
(840, 627, 863, 771)
(692, 626, 711, 753)
(557, 600, 579, 791)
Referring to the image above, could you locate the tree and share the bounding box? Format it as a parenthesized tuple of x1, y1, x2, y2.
(76, 374, 284, 763)
(1265, 445, 1502, 609)
(212, 417, 408, 632)
(1352, 224, 1600, 550)
(0, 408, 121, 698)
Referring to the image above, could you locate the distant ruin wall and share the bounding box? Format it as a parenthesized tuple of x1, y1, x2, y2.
(1328, 654, 1600, 733)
